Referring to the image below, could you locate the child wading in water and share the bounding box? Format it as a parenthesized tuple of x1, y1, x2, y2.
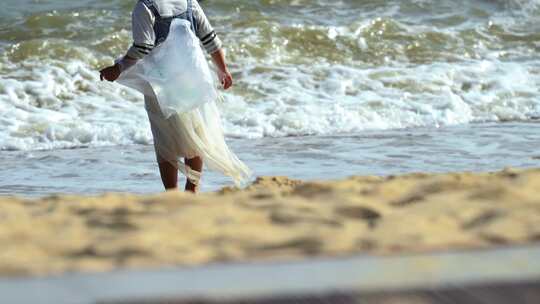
(100, 0, 250, 192)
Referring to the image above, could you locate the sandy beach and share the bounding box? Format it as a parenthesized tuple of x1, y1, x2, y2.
(1, 168, 539, 278)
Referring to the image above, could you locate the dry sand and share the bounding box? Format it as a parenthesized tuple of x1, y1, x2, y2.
(1, 168, 539, 277)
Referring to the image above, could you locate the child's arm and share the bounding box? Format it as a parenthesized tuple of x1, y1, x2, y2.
(99, 54, 138, 82)
(192, 0, 222, 55)
(192, 0, 233, 89)
(211, 49, 232, 90)
(100, 2, 155, 82)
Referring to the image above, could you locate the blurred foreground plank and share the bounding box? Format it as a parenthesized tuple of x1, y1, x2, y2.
(1, 245, 539, 304)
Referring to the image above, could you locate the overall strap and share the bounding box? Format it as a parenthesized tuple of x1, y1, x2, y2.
(186, 0, 197, 33)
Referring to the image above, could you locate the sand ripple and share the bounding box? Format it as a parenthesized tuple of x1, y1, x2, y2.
(1, 169, 540, 277)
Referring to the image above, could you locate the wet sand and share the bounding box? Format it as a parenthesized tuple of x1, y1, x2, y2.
(1, 168, 539, 277)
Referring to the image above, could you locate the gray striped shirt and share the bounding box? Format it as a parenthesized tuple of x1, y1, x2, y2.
(127, 0, 222, 59)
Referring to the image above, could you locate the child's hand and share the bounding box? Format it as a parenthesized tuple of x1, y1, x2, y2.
(217, 69, 233, 90)
(100, 64, 121, 82)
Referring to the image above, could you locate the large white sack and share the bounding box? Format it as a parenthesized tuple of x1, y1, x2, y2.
(118, 19, 218, 118)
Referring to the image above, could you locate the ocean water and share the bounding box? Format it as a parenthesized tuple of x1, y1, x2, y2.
(0, 0, 539, 195)
(2, 122, 540, 196)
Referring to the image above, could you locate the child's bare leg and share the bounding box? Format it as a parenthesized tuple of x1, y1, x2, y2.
(185, 157, 203, 193)
(158, 161, 178, 190)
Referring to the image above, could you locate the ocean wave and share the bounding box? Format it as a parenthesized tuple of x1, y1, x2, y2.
(0, 0, 539, 150)
(0, 57, 151, 151)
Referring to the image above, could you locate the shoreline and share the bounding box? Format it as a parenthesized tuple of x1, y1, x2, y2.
(1, 167, 539, 277)
(3, 121, 540, 198)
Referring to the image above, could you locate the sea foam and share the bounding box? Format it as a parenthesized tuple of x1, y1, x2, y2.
(0, 0, 539, 151)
